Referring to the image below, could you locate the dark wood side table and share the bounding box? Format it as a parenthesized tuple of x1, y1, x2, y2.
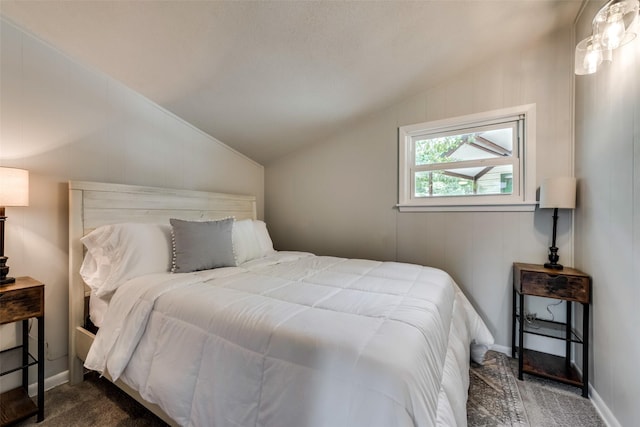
(512, 263, 590, 398)
(0, 277, 45, 425)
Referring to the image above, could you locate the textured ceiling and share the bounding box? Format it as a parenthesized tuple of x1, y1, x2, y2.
(0, 1, 582, 164)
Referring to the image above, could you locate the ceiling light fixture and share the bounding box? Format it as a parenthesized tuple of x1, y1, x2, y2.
(575, 35, 604, 75)
(575, 0, 639, 75)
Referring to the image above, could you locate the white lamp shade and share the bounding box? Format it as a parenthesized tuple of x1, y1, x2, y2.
(0, 167, 29, 207)
(539, 177, 576, 209)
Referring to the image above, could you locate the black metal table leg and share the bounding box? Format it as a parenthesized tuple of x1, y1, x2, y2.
(37, 315, 44, 421)
(21, 319, 28, 389)
(512, 288, 517, 359)
(582, 303, 589, 398)
(518, 291, 524, 380)
(565, 301, 572, 373)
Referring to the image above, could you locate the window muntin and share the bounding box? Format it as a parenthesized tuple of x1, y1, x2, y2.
(398, 104, 536, 211)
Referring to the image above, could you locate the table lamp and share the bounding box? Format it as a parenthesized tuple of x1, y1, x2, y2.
(0, 167, 29, 285)
(539, 177, 576, 270)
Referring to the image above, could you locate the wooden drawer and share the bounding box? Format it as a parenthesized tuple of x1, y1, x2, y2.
(514, 263, 590, 303)
(520, 271, 589, 302)
(0, 285, 44, 324)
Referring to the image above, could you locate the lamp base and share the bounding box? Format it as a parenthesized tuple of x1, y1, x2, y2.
(0, 276, 15, 286)
(545, 245, 563, 270)
(544, 262, 564, 270)
(0, 255, 14, 286)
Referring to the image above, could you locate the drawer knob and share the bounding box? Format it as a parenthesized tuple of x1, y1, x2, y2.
(547, 274, 568, 289)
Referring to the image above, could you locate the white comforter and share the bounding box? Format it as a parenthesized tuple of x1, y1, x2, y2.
(85, 252, 493, 427)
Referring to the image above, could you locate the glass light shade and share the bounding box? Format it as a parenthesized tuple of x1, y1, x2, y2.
(539, 177, 576, 210)
(599, 12, 626, 49)
(575, 36, 603, 75)
(0, 167, 29, 207)
(593, 0, 640, 50)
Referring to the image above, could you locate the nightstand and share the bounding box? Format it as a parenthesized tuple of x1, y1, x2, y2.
(511, 263, 590, 398)
(0, 277, 45, 425)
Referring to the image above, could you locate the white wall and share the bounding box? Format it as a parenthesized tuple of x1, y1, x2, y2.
(0, 18, 263, 390)
(574, 2, 640, 426)
(266, 28, 575, 351)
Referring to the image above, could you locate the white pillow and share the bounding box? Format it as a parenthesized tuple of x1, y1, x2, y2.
(253, 220, 275, 257)
(80, 223, 172, 297)
(233, 219, 262, 265)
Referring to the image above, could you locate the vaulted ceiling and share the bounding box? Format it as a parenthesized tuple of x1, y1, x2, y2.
(0, 1, 582, 164)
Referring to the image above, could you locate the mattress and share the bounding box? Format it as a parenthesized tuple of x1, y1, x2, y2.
(85, 252, 493, 427)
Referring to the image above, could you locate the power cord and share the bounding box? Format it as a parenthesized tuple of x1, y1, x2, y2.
(546, 299, 563, 322)
(524, 299, 564, 331)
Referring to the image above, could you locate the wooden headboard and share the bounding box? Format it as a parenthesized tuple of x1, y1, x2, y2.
(68, 181, 257, 384)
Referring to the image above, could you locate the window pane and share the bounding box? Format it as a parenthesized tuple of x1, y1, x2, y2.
(415, 126, 514, 166)
(414, 164, 513, 197)
(415, 171, 475, 197)
(476, 165, 513, 195)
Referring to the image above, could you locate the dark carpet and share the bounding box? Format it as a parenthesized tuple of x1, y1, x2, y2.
(14, 372, 167, 427)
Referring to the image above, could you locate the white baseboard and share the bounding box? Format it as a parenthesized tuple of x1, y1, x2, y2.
(589, 385, 621, 427)
(570, 365, 621, 427)
(28, 370, 68, 396)
(491, 344, 512, 355)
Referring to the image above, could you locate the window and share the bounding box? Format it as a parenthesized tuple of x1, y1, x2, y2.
(398, 104, 536, 211)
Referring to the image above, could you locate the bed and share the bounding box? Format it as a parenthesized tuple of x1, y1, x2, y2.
(68, 181, 494, 427)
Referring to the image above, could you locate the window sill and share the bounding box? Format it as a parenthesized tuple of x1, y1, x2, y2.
(396, 202, 537, 212)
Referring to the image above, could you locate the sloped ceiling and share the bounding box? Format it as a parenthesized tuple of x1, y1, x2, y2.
(0, 1, 582, 164)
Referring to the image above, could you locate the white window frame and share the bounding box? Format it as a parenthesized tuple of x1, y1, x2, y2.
(398, 104, 537, 212)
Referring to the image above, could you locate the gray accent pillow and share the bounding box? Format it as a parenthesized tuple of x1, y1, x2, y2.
(170, 217, 236, 273)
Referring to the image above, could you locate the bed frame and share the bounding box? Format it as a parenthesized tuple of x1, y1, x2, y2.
(68, 181, 257, 425)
